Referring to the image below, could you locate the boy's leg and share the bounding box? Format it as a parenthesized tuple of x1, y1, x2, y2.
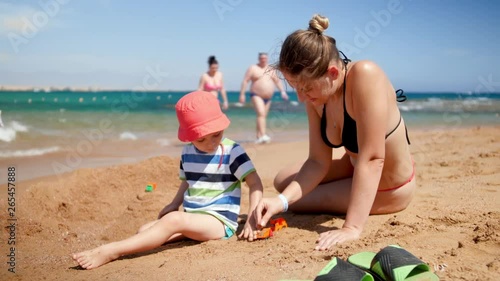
(137, 220, 185, 243)
(72, 212, 225, 269)
(138, 220, 158, 233)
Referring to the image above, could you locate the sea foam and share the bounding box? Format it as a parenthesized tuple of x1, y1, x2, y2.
(0, 146, 60, 158)
(0, 121, 29, 142)
(119, 131, 138, 140)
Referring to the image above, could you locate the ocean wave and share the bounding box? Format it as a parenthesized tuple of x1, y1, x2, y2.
(399, 99, 499, 113)
(119, 131, 138, 140)
(156, 138, 171, 146)
(0, 121, 29, 142)
(0, 146, 60, 158)
(11, 121, 29, 132)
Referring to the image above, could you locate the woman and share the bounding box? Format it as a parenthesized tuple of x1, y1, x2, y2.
(254, 14, 415, 250)
(198, 56, 229, 110)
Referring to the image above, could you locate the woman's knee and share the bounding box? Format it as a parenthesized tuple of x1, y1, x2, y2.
(372, 188, 415, 215)
(273, 170, 295, 193)
(273, 161, 303, 192)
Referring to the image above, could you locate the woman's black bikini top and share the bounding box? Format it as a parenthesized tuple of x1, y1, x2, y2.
(320, 52, 410, 153)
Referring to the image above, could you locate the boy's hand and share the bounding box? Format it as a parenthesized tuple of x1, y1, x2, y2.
(238, 213, 259, 241)
(238, 221, 258, 241)
(158, 204, 178, 219)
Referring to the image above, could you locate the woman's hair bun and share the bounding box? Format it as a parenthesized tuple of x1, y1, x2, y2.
(308, 14, 329, 34)
(208, 56, 217, 65)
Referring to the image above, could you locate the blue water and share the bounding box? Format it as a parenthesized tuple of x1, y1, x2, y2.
(0, 90, 499, 160)
(2, 90, 499, 113)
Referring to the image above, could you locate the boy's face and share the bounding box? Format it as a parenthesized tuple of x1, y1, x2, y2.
(192, 130, 224, 153)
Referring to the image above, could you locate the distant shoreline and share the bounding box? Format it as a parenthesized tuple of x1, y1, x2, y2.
(0, 86, 189, 93)
(1, 86, 499, 95)
(2, 84, 500, 95)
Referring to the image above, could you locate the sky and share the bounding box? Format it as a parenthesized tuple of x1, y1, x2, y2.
(0, 0, 499, 92)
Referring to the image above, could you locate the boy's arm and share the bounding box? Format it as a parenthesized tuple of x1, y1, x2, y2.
(237, 170, 263, 241)
(158, 180, 188, 219)
(243, 171, 263, 214)
(171, 180, 189, 207)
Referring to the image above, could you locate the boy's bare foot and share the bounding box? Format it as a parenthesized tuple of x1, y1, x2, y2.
(72, 244, 120, 269)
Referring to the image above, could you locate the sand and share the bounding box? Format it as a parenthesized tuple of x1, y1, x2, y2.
(0, 126, 499, 281)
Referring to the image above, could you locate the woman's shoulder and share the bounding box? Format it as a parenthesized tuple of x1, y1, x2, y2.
(349, 60, 383, 74)
(347, 60, 390, 99)
(348, 60, 386, 84)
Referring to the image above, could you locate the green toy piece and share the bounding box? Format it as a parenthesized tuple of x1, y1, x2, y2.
(145, 182, 157, 192)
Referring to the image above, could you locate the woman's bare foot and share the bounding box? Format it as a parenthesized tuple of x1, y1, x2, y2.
(72, 244, 120, 269)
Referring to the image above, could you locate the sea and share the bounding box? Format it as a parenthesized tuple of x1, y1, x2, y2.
(0, 90, 499, 184)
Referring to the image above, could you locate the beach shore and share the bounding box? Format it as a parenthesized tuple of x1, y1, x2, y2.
(0, 126, 498, 280)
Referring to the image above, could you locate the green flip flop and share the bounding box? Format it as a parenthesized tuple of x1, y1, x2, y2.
(347, 245, 439, 281)
(314, 257, 374, 281)
(281, 257, 374, 281)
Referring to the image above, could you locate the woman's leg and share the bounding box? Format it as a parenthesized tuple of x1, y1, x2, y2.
(371, 176, 416, 214)
(273, 148, 416, 214)
(274, 148, 354, 192)
(273, 149, 354, 213)
(72, 212, 225, 269)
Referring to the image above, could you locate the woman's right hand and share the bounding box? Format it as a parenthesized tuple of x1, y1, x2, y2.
(254, 196, 285, 229)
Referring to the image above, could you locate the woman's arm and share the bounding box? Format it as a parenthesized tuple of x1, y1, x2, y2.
(197, 75, 205, 91)
(343, 61, 389, 234)
(219, 73, 229, 109)
(255, 103, 333, 227)
(281, 102, 332, 204)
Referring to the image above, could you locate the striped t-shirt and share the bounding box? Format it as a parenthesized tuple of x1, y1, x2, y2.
(180, 138, 256, 232)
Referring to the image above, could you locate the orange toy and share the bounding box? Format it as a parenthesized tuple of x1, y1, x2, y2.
(256, 217, 287, 239)
(256, 227, 274, 239)
(269, 218, 288, 231)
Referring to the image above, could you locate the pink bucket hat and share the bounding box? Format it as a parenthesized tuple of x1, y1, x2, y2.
(176, 91, 230, 142)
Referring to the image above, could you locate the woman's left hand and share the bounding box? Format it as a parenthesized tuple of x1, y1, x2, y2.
(315, 227, 361, 250)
